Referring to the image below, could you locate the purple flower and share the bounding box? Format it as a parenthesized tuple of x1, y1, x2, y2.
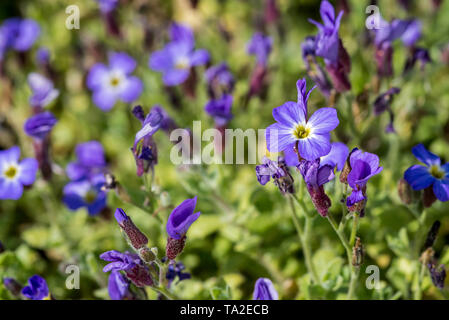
(100, 250, 141, 272)
(204, 63, 235, 98)
(24, 111, 57, 140)
(36, 47, 50, 65)
(166, 196, 201, 240)
(27, 73, 59, 108)
(63, 173, 107, 215)
(66, 141, 106, 181)
(404, 144, 449, 202)
(247, 32, 273, 66)
(0, 146, 38, 200)
(346, 149, 383, 208)
(253, 278, 278, 300)
(149, 23, 210, 86)
(0, 18, 40, 53)
(298, 159, 334, 216)
(151, 105, 178, 134)
(308, 0, 343, 64)
(255, 156, 294, 195)
(96, 0, 119, 13)
(132, 106, 162, 176)
(255, 156, 287, 185)
(404, 47, 431, 73)
(100, 250, 154, 287)
(373, 87, 400, 115)
(21, 275, 49, 300)
(166, 261, 191, 287)
(108, 271, 131, 300)
(428, 263, 446, 289)
(284, 141, 348, 170)
(265, 78, 339, 160)
(87, 52, 143, 111)
(401, 19, 422, 47)
(205, 94, 233, 126)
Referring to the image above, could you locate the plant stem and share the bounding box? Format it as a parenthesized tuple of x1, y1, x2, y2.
(347, 266, 360, 300)
(349, 213, 360, 247)
(414, 261, 427, 300)
(152, 286, 177, 300)
(288, 195, 319, 284)
(327, 213, 352, 264)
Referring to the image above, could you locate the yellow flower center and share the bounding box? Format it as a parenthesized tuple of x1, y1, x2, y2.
(293, 124, 310, 139)
(110, 76, 120, 87)
(430, 165, 445, 179)
(4, 165, 17, 179)
(175, 57, 189, 70)
(84, 190, 97, 204)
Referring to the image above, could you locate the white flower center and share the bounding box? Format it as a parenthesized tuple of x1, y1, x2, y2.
(3, 163, 20, 180)
(175, 57, 190, 70)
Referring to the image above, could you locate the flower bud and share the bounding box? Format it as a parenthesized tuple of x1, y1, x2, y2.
(166, 236, 186, 261)
(3, 277, 23, 297)
(115, 208, 148, 250)
(398, 178, 414, 205)
(125, 265, 154, 287)
(138, 247, 155, 263)
(307, 185, 331, 217)
(422, 186, 437, 208)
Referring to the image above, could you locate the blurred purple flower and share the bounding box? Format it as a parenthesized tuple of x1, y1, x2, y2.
(21, 275, 49, 300)
(27, 73, 59, 109)
(63, 173, 107, 215)
(428, 263, 446, 288)
(205, 94, 233, 126)
(66, 141, 106, 181)
(265, 78, 339, 160)
(205, 63, 234, 98)
(0, 18, 40, 53)
(0, 146, 38, 200)
(346, 149, 383, 208)
(36, 47, 50, 65)
(255, 156, 287, 186)
(247, 32, 273, 66)
(149, 23, 209, 86)
(96, 0, 119, 13)
(404, 144, 449, 202)
(253, 278, 278, 300)
(151, 105, 178, 134)
(87, 52, 143, 111)
(166, 261, 191, 287)
(24, 111, 57, 140)
(308, 0, 343, 64)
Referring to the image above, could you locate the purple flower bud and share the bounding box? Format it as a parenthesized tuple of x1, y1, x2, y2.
(36, 47, 50, 65)
(253, 278, 278, 300)
(373, 87, 400, 115)
(24, 111, 57, 140)
(21, 275, 50, 300)
(204, 63, 235, 99)
(96, 0, 119, 14)
(114, 208, 148, 250)
(132, 105, 146, 123)
(166, 197, 201, 240)
(166, 236, 187, 261)
(247, 32, 273, 66)
(27, 73, 59, 109)
(3, 277, 23, 296)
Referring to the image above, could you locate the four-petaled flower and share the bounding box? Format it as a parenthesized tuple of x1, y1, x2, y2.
(87, 52, 143, 111)
(149, 23, 210, 86)
(346, 149, 383, 208)
(404, 144, 449, 202)
(265, 78, 339, 160)
(63, 173, 107, 215)
(0, 146, 38, 200)
(253, 278, 278, 300)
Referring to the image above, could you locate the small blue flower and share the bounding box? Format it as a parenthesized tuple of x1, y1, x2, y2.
(149, 23, 209, 86)
(21, 275, 50, 300)
(247, 32, 273, 66)
(0, 146, 38, 200)
(66, 141, 106, 181)
(404, 144, 449, 202)
(87, 52, 143, 111)
(204, 94, 233, 126)
(63, 174, 107, 215)
(23, 111, 57, 140)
